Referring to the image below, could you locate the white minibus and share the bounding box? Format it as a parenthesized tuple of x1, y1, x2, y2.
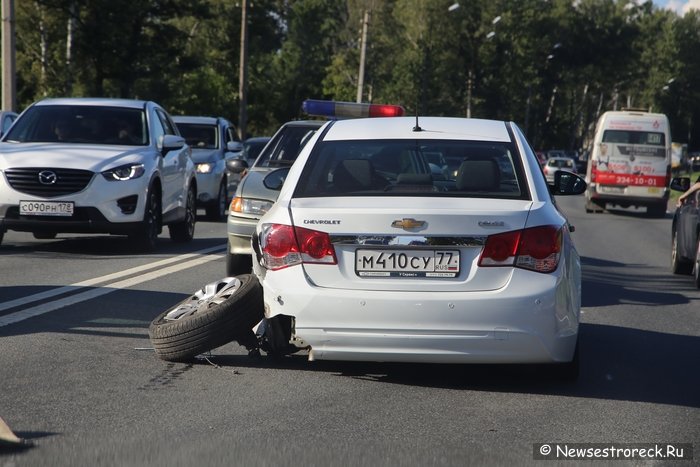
(585, 110, 671, 217)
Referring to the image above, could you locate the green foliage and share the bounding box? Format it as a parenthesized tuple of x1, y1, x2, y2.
(11, 0, 700, 150)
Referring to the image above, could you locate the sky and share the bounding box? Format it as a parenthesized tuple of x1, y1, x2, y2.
(652, 0, 700, 15)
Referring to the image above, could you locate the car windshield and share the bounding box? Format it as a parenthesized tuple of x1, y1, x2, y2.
(177, 123, 219, 150)
(243, 140, 268, 164)
(4, 105, 147, 145)
(294, 139, 528, 199)
(602, 130, 665, 147)
(254, 126, 317, 168)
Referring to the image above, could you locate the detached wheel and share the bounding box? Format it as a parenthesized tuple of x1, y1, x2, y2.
(169, 186, 196, 242)
(149, 274, 264, 362)
(671, 229, 693, 275)
(206, 181, 228, 222)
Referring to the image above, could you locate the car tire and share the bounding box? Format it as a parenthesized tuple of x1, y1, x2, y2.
(0, 230, 4, 246)
(130, 187, 161, 252)
(585, 199, 604, 214)
(206, 181, 228, 222)
(169, 186, 196, 242)
(671, 229, 693, 275)
(33, 232, 57, 240)
(149, 274, 264, 362)
(226, 250, 252, 276)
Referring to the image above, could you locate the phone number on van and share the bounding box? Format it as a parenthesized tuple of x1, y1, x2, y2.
(594, 173, 666, 187)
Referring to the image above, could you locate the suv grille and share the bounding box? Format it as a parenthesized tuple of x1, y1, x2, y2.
(4, 168, 94, 197)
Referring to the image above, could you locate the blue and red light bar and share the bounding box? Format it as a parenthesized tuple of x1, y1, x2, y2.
(302, 99, 405, 119)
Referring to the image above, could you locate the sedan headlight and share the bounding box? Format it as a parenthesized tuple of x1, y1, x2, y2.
(102, 163, 145, 181)
(196, 162, 214, 174)
(230, 196, 274, 216)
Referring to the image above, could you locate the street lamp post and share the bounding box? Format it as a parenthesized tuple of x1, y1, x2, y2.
(1, 0, 16, 112)
(448, 4, 501, 118)
(238, 0, 249, 140)
(356, 9, 370, 103)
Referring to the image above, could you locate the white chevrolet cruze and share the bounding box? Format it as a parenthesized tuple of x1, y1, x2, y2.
(0, 98, 197, 251)
(252, 110, 586, 378)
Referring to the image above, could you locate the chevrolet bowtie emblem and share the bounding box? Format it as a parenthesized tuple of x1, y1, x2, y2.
(391, 218, 426, 230)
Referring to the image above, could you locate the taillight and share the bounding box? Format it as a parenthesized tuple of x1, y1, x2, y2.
(260, 224, 337, 271)
(479, 230, 520, 266)
(479, 225, 562, 273)
(590, 161, 597, 182)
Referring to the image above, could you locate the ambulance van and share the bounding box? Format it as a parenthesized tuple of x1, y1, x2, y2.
(585, 109, 671, 217)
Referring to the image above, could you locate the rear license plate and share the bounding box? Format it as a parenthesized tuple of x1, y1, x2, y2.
(598, 186, 625, 194)
(19, 200, 74, 217)
(355, 249, 460, 278)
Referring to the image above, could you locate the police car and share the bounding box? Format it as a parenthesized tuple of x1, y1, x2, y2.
(250, 104, 587, 378)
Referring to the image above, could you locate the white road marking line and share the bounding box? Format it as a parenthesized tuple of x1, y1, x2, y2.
(0, 244, 225, 312)
(0, 245, 226, 327)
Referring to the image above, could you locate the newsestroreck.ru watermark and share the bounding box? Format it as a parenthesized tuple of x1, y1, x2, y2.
(533, 443, 693, 461)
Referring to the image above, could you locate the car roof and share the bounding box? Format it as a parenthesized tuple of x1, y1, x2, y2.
(33, 97, 150, 109)
(173, 115, 223, 125)
(245, 136, 271, 143)
(279, 119, 325, 129)
(321, 117, 512, 142)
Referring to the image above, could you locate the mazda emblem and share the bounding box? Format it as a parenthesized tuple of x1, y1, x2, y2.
(38, 170, 58, 185)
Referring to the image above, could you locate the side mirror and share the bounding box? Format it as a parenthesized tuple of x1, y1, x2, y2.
(226, 158, 248, 174)
(263, 168, 290, 191)
(227, 141, 243, 152)
(670, 177, 690, 192)
(551, 171, 587, 195)
(160, 134, 185, 155)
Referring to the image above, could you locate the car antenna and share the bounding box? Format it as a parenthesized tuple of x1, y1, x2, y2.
(412, 99, 422, 132)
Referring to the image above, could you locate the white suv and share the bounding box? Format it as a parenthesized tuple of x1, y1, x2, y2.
(173, 115, 243, 221)
(0, 98, 197, 251)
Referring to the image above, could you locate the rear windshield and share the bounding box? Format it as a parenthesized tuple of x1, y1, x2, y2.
(177, 123, 218, 149)
(4, 105, 147, 145)
(293, 139, 528, 199)
(602, 130, 665, 146)
(547, 158, 575, 169)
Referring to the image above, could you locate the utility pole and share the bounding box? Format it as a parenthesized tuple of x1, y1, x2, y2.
(356, 9, 369, 103)
(1, 0, 16, 111)
(238, 0, 249, 140)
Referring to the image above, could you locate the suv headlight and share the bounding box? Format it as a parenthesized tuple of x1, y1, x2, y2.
(102, 163, 146, 181)
(196, 162, 214, 174)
